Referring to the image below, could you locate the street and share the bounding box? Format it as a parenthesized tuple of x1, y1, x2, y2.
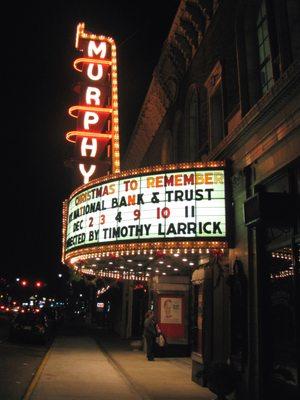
(0, 315, 49, 400)
(0, 317, 214, 400)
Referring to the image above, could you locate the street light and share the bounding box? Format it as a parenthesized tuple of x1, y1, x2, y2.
(58, 274, 62, 278)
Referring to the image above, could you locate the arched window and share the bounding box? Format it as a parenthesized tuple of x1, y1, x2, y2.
(256, 0, 274, 94)
(184, 85, 200, 161)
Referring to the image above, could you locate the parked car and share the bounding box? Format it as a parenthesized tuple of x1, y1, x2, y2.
(9, 310, 51, 344)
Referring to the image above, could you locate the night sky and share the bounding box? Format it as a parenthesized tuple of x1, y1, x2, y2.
(5, 1, 179, 285)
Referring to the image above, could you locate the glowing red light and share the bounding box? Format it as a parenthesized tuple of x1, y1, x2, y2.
(73, 57, 112, 72)
(66, 130, 112, 143)
(21, 280, 28, 287)
(68, 105, 112, 118)
(66, 23, 121, 184)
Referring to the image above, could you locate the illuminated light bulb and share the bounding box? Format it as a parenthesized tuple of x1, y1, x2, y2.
(174, 268, 179, 271)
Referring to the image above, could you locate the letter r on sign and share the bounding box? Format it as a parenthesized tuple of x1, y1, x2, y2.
(86, 87, 101, 105)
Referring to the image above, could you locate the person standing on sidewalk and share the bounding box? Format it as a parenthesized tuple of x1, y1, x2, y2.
(143, 310, 157, 361)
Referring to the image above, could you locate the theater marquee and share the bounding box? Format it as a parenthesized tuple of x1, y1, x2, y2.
(62, 162, 228, 261)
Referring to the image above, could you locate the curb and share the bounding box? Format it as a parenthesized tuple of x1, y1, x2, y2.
(22, 342, 53, 400)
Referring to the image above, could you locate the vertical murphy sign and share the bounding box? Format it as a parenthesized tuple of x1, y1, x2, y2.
(66, 23, 120, 183)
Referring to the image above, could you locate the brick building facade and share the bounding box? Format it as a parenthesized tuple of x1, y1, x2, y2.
(123, 1, 300, 399)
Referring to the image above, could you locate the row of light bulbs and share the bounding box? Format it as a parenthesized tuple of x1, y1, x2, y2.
(67, 246, 225, 266)
(271, 252, 293, 261)
(66, 161, 225, 199)
(80, 267, 149, 281)
(271, 268, 294, 280)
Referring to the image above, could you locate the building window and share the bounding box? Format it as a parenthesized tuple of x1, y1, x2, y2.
(205, 61, 224, 151)
(184, 85, 200, 161)
(256, 0, 274, 94)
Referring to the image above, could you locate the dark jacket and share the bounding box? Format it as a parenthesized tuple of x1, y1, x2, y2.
(143, 317, 157, 337)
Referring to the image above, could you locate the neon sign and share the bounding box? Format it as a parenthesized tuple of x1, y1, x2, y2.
(66, 23, 120, 183)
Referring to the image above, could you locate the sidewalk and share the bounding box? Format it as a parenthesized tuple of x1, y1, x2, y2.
(27, 324, 214, 400)
(28, 334, 141, 400)
(95, 329, 214, 400)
